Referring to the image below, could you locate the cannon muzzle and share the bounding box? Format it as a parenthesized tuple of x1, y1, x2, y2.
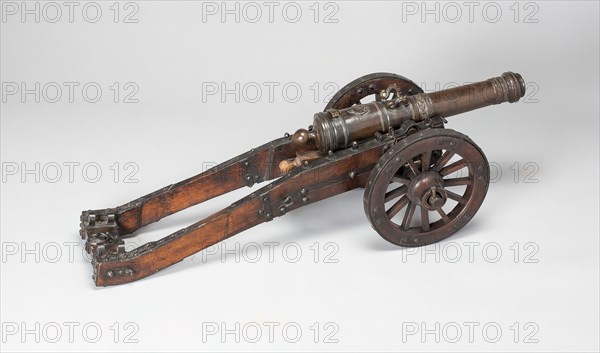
(293, 72, 525, 154)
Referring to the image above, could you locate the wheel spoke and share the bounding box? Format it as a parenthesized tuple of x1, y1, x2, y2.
(433, 150, 455, 172)
(421, 150, 432, 172)
(435, 206, 451, 223)
(386, 195, 409, 218)
(420, 206, 430, 231)
(384, 185, 407, 203)
(392, 175, 411, 184)
(402, 202, 416, 229)
(406, 159, 419, 176)
(444, 177, 472, 187)
(446, 189, 466, 204)
(440, 159, 468, 176)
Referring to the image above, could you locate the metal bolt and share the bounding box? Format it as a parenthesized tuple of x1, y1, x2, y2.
(352, 141, 358, 149)
(279, 207, 286, 214)
(107, 271, 114, 278)
(328, 150, 334, 157)
(349, 171, 356, 179)
(284, 132, 290, 138)
(300, 188, 307, 195)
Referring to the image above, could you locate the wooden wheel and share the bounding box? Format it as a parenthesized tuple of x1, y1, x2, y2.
(324, 73, 423, 111)
(364, 128, 490, 247)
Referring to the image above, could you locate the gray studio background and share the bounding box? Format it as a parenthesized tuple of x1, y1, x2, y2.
(1, 1, 598, 352)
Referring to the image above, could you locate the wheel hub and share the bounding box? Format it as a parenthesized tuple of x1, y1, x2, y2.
(407, 172, 447, 211)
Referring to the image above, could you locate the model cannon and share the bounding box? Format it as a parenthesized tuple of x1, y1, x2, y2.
(80, 71, 525, 286)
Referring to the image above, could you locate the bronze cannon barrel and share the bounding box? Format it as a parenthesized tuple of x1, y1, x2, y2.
(425, 71, 525, 118)
(293, 72, 525, 154)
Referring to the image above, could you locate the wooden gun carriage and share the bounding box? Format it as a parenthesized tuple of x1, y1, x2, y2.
(80, 72, 526, 286)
